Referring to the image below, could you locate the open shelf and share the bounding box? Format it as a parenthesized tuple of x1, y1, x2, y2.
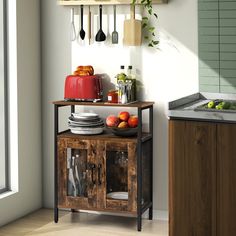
(58, 0, 168, 6)
(53, 100, 154, 109)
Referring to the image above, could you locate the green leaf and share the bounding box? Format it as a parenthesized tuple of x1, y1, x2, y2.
(139, 0, 159, 50)
(152, 40, 159, 45)
(142, 23, 147, 29)
(148, 27, 155, 32)
(132, 0, 136, 4)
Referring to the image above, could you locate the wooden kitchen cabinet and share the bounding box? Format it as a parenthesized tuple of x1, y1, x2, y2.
(169, 120, 236, 236)
(217, 124, 236, 236)
(57, 135, 138, 213)
(53, 101, 154, 231)
(169, 120, 216, 236)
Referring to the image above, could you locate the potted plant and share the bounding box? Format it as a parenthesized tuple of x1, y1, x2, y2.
(132, 0, 159, 48)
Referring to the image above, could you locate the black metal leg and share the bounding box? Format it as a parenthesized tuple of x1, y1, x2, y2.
(137, 107, 143, 231)
(149, 106, 153, 221)
(54, 207, 58, 223)
(54, 105, 59, 223)
(149, 206, 153, 220)
(137, 213, 142, 231)
(71, 105, 75, 114)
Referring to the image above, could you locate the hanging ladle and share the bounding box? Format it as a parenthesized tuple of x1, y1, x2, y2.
(95, 5, 106, 42)
(79, 5, 86, 40)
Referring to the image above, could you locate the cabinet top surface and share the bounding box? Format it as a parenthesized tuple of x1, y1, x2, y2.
(52, 100, 154, 108)
(57, 130, 150, 142)
(168, 92, 236, 123)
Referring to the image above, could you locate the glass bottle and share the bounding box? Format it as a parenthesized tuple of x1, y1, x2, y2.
(126, 65, 136, 102)
(117, 65, 126, 82)
(117, 66, 127, 104)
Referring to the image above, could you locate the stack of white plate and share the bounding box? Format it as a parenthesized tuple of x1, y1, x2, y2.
(106, 192, 128, 200)
(68, 113, 104, 135)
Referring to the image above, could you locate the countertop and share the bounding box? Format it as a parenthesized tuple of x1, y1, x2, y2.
(168, 92, 236, 123)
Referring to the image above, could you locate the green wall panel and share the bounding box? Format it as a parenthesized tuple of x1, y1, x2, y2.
(220, 77, 236, 86)
(199, 0, 236, 94)
(220, 27, 236, 36)
(220, 86, 236, 93)
(199, 85, 220, 93)
(199, 2, 218, 11)
(220, 44, 236, 52)
(199, 60, 219, 69)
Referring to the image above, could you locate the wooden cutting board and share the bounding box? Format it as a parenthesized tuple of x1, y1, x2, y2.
(123, 4, 142, 46)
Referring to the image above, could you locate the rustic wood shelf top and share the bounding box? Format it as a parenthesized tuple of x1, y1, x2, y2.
(58, 0, 167, 6)
(52, 100, 154, 108)
(58, 130, 151, 142)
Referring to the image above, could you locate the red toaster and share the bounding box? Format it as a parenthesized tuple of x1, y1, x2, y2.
(64, 75, 103, 101)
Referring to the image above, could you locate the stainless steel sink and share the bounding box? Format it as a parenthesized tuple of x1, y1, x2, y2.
(194, 100, 236, 113)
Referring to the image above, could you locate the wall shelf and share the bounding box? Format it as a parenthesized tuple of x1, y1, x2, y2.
(58, 0, 168, 6)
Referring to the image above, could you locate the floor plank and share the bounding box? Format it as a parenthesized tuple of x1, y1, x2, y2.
(0, 209, 168, 236)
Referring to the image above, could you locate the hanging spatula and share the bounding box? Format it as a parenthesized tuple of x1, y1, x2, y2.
(112, 5, 118, 44)
(123, 4, 141, 46)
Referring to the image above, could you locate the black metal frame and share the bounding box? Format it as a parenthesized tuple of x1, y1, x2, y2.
(54, 103, 153, 232)
(137, 106, 153, 231)
(54, 104, 58, 223)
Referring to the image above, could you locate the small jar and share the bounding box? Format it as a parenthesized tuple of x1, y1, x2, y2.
(107, 90, 118, 103)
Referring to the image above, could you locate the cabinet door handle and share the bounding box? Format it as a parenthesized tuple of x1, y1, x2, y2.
(98, 164, 102, 185)
(89, 163, 96, 185)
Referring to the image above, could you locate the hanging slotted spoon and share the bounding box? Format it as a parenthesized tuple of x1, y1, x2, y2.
(95, 5, 106, 42)
(112, 5, 118, 44)
(79, 5, 85, 40)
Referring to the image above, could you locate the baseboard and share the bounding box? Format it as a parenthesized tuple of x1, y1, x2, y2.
(143, 210, 168, 221)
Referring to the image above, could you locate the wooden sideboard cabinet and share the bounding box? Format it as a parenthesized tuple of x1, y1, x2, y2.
(169, 120, 236, 236)
(53, 101, 154, 231)
(57, 136, 138, 212)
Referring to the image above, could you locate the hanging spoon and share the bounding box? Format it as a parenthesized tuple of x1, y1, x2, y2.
(79, 5, 86, 40)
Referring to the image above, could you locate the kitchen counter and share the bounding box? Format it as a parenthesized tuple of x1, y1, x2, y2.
(168, 92, 236, 123)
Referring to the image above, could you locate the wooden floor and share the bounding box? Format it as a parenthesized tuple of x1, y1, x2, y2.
(0, 209, 168, 236)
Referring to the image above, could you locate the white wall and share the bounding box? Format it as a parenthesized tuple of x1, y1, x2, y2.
(42, 0, 198, 213)
(0, 0, 42, 227)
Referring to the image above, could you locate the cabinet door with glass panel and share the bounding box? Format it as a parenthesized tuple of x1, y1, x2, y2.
(58, 137, 98, 210)
(97, 140, 137, 213)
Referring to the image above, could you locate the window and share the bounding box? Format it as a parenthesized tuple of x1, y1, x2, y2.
(0, 0, 8, 194)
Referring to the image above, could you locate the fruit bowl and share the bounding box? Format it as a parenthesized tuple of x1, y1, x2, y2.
(107, 126, 138, 137)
